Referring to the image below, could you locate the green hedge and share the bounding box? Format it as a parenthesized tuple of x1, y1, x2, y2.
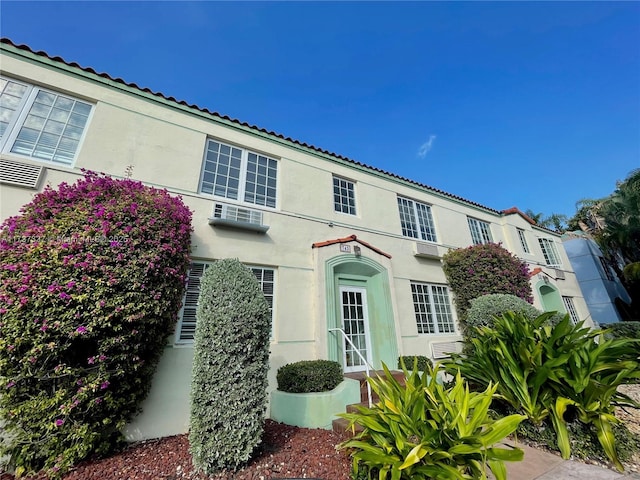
(606, 321, 640, 340)
(189, 259, 271, 474)
(277, 360, 343, 393)
(398, 355, 432, 372)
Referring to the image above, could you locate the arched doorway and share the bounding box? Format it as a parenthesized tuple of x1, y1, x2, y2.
(324, 255, 398, 372)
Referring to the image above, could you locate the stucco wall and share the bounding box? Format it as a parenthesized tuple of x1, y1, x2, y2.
(1, 45, 593, 441)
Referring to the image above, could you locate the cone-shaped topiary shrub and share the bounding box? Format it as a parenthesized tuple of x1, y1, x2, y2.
(0, 171, 192, 477)
(189, 258, 271, 474)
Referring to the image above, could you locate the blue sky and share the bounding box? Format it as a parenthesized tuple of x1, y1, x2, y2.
(1, 1, 638, 220)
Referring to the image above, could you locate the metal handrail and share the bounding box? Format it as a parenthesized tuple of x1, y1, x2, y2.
(328, 327, 374, 407)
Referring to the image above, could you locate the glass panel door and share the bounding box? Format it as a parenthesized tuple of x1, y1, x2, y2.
(340, 286, 371, 372)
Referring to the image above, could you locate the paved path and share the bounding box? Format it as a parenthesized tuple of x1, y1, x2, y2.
(498, 442, 640, 479)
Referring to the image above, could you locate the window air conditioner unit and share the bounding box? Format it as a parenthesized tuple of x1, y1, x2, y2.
(208, 203, 269, 233)
(431, 341, 461, 360)
(414, 242, 440, 259)
(0, 159, 44, 189)
(554, 269, 565, 280)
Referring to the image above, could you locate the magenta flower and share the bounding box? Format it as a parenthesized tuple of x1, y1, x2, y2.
(100, 381, 110, 390)
(75, 326, 87, 334)
(6, 381, 15, 388)
(54, 419, 65, 427)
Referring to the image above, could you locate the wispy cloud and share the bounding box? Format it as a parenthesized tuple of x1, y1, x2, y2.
(417, 135, 437, 158)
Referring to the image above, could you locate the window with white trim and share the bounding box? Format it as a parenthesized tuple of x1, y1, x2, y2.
(333, 176, 356, 215)
(517, 228, 530, 254)
(0, 76, 92, 165)
(176, 261, 275, 343)
(397, 196, 437, 242)
(410, 282, 456, 334)
(539, 238, 561, 266)
(467, 217, 493, 245)
(562, 296, 579, 324)
(200, 139, 278, 208)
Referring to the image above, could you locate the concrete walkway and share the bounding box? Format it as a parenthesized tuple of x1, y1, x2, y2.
(498, 441, 640, 479)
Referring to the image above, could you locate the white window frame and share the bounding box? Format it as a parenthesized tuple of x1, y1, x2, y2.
(517, 228, 530, 254)
(539, 238, 562, 267)
(0, 76, 93, 166)
(562, 296, 579, 324)
(397, 196, 437, 242)
(333, 176, 357, 215)
(199, 138, 278, 208)
(175, 260, 275, 344)
(467, 217, 493, 245)
(410, 281, 456, 334)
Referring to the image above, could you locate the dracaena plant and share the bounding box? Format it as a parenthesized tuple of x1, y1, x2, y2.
(446, 311, 640, 472)
(337, 363, 525, 480)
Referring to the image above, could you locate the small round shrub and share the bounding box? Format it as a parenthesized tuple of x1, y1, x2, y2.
(189, 258, 271, 474)
(466, 294, 540, 332)
(398, 355, 432, 372)
(442, 242, 533, 324)
(0, 172, 192, 477)
(276, 360, 343, 393)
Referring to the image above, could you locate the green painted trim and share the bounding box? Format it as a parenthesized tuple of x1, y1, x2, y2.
(0, 42, 500, 217)
(535, 280, 565, 313)
(325, 255, 398, 370)
(270, 378, 360, 429)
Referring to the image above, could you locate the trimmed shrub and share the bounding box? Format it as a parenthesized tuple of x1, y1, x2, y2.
(0, 172, 192, 477)
(277, 360, 343, 393)
(442, 242, 533, 326)
(467, 294, 540, 330)
(397, 355, 432, 372)
(189, 258, 271, 474)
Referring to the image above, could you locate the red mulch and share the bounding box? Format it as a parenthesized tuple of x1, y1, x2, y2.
(0, 420, 353, 480)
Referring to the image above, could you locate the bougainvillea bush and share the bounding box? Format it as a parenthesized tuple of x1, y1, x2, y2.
(0, 171, 192, 477)
(442, 242, 533, 330)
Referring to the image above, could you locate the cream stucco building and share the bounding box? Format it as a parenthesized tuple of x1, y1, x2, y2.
(0, 38, 593, 441)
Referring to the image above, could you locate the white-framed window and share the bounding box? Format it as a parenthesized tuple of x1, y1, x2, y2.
(539, 238, 561, 266)
(176, 261, 275, 343)
(410, 281, 456, 334)
(200, 139, 278, 208)
(598, 257, 614, 281)
(562, 296, 579, 324)
(467, 217, 493, 245)
(333, 176, 356, 215)
(397, 196, 437, 242)
(0, 76, 92, 166)
(517, 228, 530, 254)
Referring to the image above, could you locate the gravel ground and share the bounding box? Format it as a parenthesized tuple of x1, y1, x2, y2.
(2, 385, 639, 480)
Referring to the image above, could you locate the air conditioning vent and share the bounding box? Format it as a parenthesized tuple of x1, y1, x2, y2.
(208, 203, 269, 233)
(414, 242, 440, 258)
(431, 341, 460, 359)
(0, 159, 44, 189)
(554, 269, 565, 280)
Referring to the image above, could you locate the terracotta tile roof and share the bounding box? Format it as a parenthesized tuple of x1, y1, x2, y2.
(0, 38, 506, 216)
(502, 207, 536, 225)
(312, 234, 392, 259)
(529, 267, 543, 277)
